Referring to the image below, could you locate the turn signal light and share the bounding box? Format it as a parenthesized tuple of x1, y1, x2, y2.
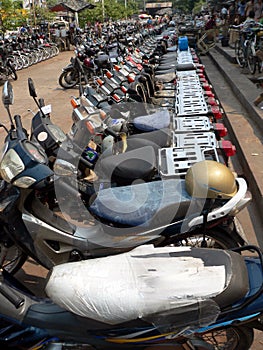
(106, 71, 113, 78)
(128, 75, 135, 83)
(70, 98, 79, 109)
(86, 121, 95, 134)
(112, 94, 121, 102)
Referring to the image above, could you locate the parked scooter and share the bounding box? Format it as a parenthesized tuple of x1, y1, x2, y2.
(0, 244, 262, 349)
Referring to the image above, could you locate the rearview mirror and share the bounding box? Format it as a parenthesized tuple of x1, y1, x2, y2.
(2, 81, 14, 108)
(28, 77, 37, 98)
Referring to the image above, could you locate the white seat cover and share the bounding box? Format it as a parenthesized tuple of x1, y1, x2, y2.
(45, 245, 226, 325)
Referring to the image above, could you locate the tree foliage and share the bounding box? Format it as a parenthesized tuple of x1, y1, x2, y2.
(0, 0, 28, 31)
(79, 0, 138, 25)
(173, 0, 196, 14)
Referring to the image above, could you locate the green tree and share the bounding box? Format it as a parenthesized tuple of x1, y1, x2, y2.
(79, 0, 138, 25)
(0, 0, 29, 31)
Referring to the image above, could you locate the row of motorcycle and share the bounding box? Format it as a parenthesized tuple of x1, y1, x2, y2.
(0, 26, 262, 350)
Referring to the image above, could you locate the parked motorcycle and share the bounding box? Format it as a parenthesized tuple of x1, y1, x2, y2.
(0, 244, 262, 349)
(0, 44, 17, 81)
(58, 46, 111, 89)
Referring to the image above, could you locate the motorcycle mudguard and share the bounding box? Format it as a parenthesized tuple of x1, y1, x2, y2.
(62, 64, 74, 72)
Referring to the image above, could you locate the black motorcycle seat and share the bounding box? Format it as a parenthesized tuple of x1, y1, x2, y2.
(98, 145, 157, 185)
(155, 64, 176, 71)
(154, 71, 176, 82)
(94, 54, 109, 67)
(128, 128, 171, 148)
(89, 178, 196, 227)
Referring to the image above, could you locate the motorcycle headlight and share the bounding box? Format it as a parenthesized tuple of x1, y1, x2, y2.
(53, 159, 77, 176)
(13, 176, 36, 188)
(0, 149, 25, 182)
(46, 125, 67, 143)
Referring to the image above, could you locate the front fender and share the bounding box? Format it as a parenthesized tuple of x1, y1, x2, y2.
(62, 64, 74, 72)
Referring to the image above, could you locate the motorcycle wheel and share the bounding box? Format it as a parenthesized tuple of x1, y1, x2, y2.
(0, 243, 27, 274)
(167, 229, 240, 249)
(59, 70, 78, 89)
(198, 326, 254, 350)
(7, 63, 18, 81)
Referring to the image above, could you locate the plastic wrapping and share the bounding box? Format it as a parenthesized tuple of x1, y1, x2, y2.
(46, 245, 226, 325)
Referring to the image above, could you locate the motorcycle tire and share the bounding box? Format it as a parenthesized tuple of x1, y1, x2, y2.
(59, 70, 78, 89)
(198, 326, 254, 350)
(7, 63, 18, 81)
(166, 228, 241, 249)
(0, 243, 27, 274)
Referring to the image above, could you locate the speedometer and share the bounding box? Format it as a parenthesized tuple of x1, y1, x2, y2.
(23, 142, 47, 163)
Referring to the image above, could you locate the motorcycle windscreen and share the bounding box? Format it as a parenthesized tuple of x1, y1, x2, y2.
(45, 245, 225, 325)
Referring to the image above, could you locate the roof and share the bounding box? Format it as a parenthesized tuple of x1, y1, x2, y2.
(50, 0, 95, 13)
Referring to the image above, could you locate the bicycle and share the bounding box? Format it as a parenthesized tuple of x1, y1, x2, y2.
(234, 28, 251, 68)
(246, 26, 263, 74)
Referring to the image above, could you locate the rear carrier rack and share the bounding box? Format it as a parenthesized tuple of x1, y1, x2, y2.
(175, 94, 208, 116)
(158, 145, 219, 178)
(172, 132, 217, 148)
(173, 116, 212, 132)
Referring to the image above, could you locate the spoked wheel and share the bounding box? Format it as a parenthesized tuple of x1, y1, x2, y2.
(59, 70, 78, 89)
(7, 62, 18, 81)
(167, 229, 240, 249)
(198, 326, 254, 350)
(235, 40, 245, 68)
(0, 243, 27, 274)
(246, 44, 257, 74)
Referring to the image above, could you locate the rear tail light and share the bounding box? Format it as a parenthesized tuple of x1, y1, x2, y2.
(114, 65, 121, 71)
(206, 97, 219, 106)
(121, 86, 128, 93)
(214, 123, 228, 138)
(210, 106, 223, 119)
(202, 83, 212, 91)
(219, 140, 236, 157)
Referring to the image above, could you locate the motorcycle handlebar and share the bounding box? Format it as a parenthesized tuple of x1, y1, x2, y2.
(0, 279, 25, 309)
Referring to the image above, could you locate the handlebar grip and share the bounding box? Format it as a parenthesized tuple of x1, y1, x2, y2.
(105, 127, 119, 139)
(0, 281, 25, 309)
(14, 114, 23, 130)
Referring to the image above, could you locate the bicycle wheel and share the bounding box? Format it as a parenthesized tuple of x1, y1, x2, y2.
(235, 39, 245, 68)
(7, 62, 18, 80)
(246, 42, 257, 74)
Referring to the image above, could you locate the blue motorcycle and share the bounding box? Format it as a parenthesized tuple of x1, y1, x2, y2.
(0, 244, 262, 349)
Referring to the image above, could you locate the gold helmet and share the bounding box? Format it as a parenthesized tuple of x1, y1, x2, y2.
(185, 160, 237, 199)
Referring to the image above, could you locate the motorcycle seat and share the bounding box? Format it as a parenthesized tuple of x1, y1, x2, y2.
(98, 145, 157, 185)
(94, 54, 110, 68)
(46, 245, 249, 325)
(89, 178, 195, 227)
(128, 128, 171, 148)
(132, 109, 171, 131)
